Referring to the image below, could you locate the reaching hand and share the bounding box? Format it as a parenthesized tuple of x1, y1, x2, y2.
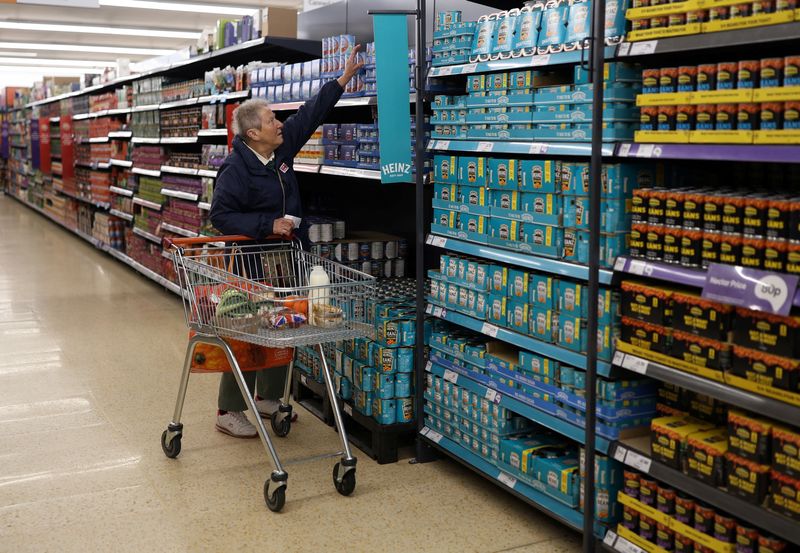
(272, 218, 294, 237)
(337, 44, 365, 89)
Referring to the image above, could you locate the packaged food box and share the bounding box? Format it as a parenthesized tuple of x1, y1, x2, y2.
(672, 292, 733, 342)
(728, 410, 773, 464)
(730, 345, 800, 393)
(559, 281, 618, 322)
(458, 184, 488, 206)
(621, 281, 674, 326)
(434, 154, 459, 184)
(651, 415, 718, 470)
(530, 274, 556, 309)
(488, 264, 508, 294)
(688, 392, 727, 425)
(529, 307, 554, 343)
(507, 268, 529, 299)
(670, 329, 729, 371)
(518, 350, 559, 381)
(487, 158, 518, 190)
(621, 317, 671, 353)
(726, 452, 770, 505)
(658, 382, 687, 410)
(769, 470, 800, 521)
(733, 309, 800, 359)
(489, 189, 520, 210)
(687, 428, 729, 487)
(519, 159, 559, 193)
(773, 424, 800, 478)
(487, 294, 507, 326)
(532, 454, 580, 499)
(458, 156, 488, 187)
(499, 434, 569, 473)
(506, 299, 529, 333)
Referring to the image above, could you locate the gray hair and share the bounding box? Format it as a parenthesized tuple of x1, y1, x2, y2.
(233, 98, 270, 138)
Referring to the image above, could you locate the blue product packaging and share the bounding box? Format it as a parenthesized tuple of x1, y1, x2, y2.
(562, 196, 629, 232)
(466, 74, 486, 92)
(378, 316, 416, 347)
(565, 0, 591, 48)
(489, 218, 524, 242)
(434, 183, 457, 202)
(519, 350, 560, 380)
(487, 294, 507, 325)
(373, 398, 396, 424)
(509, 70, 534, 90)
(434, 155, 459, 184)
(488, 265, 508, 294)
(519, 160, 559, 192)
(486, 72, 509, 91)
(556, 312, 586, 353)
(355, 365, 375, 391)
(513, 6, 542, 52)
(521, 193, 561, 225)
(432, 208, 457, 229)
(573, 369, 586, 391)
(506, 299, 529, 332)
(530, 307, 554, 343)
(492, 11, 517, 56)
(395, 373, 412, 397)
(458, 185, 488, 207)
(537, 1, 569, 53)
(458, 213, 487, 235)
(489, 189, 520, 210)
(507, 268, 530, 299)
(472, 16, 496, 57)
(560, 162, 590, 195)
(397, 397, 414, 423)
(530, 274, 555, 308)
(533, 455, 580, 497)
(375, 373, 395, 399)
(458, 156, 488, 186)
(488, 158, 519, 189)
(604, 0, 629, 41)
(340, 376, 352, 400)
(397, 347, 414, 373)
(527, 223, 563, 258)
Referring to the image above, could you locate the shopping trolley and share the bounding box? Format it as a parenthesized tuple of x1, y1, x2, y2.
(161, 234, 376, 512)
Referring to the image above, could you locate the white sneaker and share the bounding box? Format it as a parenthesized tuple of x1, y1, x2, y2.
(215, 411, 258, 438)
(255, 398, 298, 422)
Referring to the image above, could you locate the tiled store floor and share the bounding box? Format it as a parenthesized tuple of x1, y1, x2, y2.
(0, 194, 581, 553)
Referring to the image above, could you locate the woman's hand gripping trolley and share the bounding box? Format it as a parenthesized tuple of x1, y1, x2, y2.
(161, 234, 376, 512)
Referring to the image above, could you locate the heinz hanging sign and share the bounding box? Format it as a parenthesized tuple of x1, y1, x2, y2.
(373, 13, 413, 184)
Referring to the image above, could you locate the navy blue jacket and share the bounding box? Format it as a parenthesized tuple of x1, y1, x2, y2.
(210, 80, 344, 244)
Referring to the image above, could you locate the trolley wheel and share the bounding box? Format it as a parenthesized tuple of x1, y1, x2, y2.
(270, 411, 291, 437)
(264, 480, 286, 513)
(332, 463, 356, 496)
(161, 430, 181, 458)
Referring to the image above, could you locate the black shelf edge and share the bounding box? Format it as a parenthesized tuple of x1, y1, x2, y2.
(612, 350, 800, 427)
(610, 440, 800, 545)
(616, 21, 800, 58)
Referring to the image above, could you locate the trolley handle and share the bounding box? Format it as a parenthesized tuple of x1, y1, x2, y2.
(163, 234, 295, 250)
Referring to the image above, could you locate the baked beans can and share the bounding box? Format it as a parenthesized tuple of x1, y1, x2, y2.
(730, 2, 752, 17)
(738, 103, 760, 130)
(675, 494, 695, 524)
(788, 242, 800, 275)
(674, 533, 693, 553)
(694, 503, 717, 535)
(641, 106, 658, 130)
(740, 236, 765, 269)
(703, 194, 724, 232)
(678, 65, 698, 92)
(675, 104, 697, 131)
(663, 226, 683, 264)
(665, 190, 685, 226)
(758, 535, 788, 552)
(656, 523, 675, 550)
(789, 199, 800, 241)
(785, 101, 799, 129)
(786, 55, 800, 86)
(639, 514, 657, 542)
(648, 189, 667, 225)
(622, 505, 639, 530)
(630, 224, 647, 258)
(763, 240, 788, 272)
(702, 231, 723, 268)
(681, 229, 703, 267)
(696, 104, 717, 130)
(715, 514, 738, 543)
(720, 233, 743, 265)
(632, 189, 650, 223)
(658, 105, 677, 131)
(737, 60, 759, 89)
(743, 196, 768, 236)
(646, 226, 666, 261)
(761, 102, 783, 130)
(709, 5, 730, 19)
(624, 470, 641, 498)
(717, 62, 738, 90)
(660, 67, 679, 93)
(753, 0, 776, 12)
(767, 198, 791, 239)
(656, 484, 677, 514)
(643, 68, 660, 94)
(632, 17, 651, 31)
(698, 64, 718, 91)
(716, 103, 737, 130)
(633, 0, 650, 7)
(776, 0, 797, 10)
(669, 12, 687, 25)
(683, 192, 705, 230)
(760, 58, 784, 88)
(639, 476, 658, 506)
(687, 9, 709, 23)
(722, 195, 744, 233)
(736, 524, 759, 553)
(651, 15, 669, 28)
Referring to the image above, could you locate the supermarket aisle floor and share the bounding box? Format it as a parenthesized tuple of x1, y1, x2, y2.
(0, 195, 581, 553)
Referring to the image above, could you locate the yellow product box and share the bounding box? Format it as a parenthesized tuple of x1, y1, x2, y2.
(651, 415, 718, 470)
(686, 428, 728, 487)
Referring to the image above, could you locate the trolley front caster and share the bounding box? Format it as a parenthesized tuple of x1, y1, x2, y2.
(332, 461, 356, 496)
(161, 424, 183, 458)
(264, 472, 288, 513)
(270, 405, 293, 438)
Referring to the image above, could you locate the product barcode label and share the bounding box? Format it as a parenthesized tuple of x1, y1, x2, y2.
(613, 446, 628, 463)
(481, 323, 499, 337)
(427, 429, 444, 443)
(617, 43, 631, 57)
(603, 530, 618, 547)
(420, 426, 430, 437)
(443, 369, 459, 384)
(621, 355, 648, 375)
(626, 450, 652, 473)
(612, 351, 625, 367)
(628, 260, 648, 275)
(425, 361, 433, 372)
(498, 472, 517, 489)
(436, 140, 450, 151)
(629, 40, 658, 56)
(618, 143, 632, 157)
(616, 537, 645, 553)
(528, 142, 548, 155)
(477, 142, 494, 152)
(531, 54, 551, 67)
(344, 403, 353, 416)
(463, 63, 478, 73)
(485, 389, 501, 403)
(426, 304, 433, 314)
(636, 144, 656, 158)
(431, 236, 447, 248)
(614, 256, 627, 272)
(433, 306, 443, 317)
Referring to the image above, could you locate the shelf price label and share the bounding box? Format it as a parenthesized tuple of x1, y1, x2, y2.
(618, 143, 633, 157)
(621, 355, 648, 375)
(463, 63, 478, 73)
(427, 429, 444, 443)
(485, 389, 501, 403)
(433, 306, 444, 317)
(343, 403, 353, 416)
(425, 304, 433, 315)
(531, 54, 551, 67)
(625, 450, 652, 473)
(603, 531, 618, 547)
(614, 257, 627, 272)
(498, 472, 517, 489)
(301, 375, 308, 386)
(628, 259, 653, 276)
(612, 351, 626, 367)
(420, 426, 430, 437)
(617, 43, 631, 57)
(436, 140, 450, 151)
(477, 142, 494, 152)
(629, 40, 658, 56)
(425, 361, 433, 372)
(613, 446, 628, 463)
(431, 236, 447, 248)
(437, 67, 454, 76)
(481, 323, 499, 337)
(528, 142, 548, 155)
(443, 369, 459, 384)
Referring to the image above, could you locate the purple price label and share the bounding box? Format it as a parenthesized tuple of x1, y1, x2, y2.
(702, 263, 799, 316)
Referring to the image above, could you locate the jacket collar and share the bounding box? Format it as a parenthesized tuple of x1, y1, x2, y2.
(232, 135, 274, 176)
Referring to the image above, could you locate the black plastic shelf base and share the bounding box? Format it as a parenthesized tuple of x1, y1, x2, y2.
(340, 402, 417, 465)
(292, 370, 334, 427)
